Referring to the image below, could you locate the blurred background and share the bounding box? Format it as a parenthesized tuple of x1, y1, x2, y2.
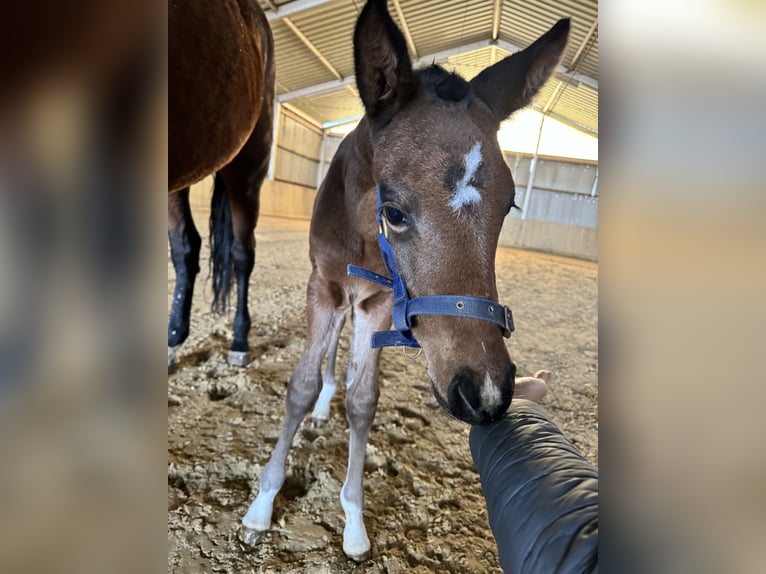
(0, 0, 764, 572)
(0, 1, 167, 573)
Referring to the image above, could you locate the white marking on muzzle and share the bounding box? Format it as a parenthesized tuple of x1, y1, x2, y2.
(449, 141, 483, 211)
(480, 371, 502, 407)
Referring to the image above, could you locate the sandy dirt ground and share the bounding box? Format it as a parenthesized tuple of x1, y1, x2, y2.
(168, 215, 597, 574)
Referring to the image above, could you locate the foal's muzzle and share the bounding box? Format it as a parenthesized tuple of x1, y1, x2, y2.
(446, 364, 515, 425)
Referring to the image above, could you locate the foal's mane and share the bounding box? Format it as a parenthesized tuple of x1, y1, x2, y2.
(416, 65, 470, 103)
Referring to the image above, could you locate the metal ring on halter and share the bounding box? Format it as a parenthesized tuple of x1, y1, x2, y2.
(402, 346, 422, 359)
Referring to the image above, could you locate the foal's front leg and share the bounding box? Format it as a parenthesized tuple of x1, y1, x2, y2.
(340, 296, 391, 562)
(241, 272, 345, 543)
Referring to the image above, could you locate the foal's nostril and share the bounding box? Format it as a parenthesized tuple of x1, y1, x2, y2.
(447, 369, 483, 423)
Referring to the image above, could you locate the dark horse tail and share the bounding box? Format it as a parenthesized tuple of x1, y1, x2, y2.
(210, 172, 233, 313)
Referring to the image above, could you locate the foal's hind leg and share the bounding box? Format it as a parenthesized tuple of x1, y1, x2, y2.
(167, 188, 201, 371)
(241, 272, 346, 543)
(311, 313, 346, 426)
(340, 292, 391, 562)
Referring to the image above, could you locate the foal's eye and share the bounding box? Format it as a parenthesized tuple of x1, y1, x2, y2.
(383, 206, 406, 226)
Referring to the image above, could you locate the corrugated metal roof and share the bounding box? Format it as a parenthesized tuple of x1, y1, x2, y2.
(261, 0, 597, 134)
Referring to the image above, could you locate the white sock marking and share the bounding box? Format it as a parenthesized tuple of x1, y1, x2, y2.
(341, 484, 370, 559)
(242, 487, 279, 531)
(449, 142, 483, 211)
(312, 378, 336, 421)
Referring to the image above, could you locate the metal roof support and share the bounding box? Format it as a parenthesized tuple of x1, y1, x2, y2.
(321, 114, 364, 130)
(568, 18, 598, 71)
(279, 39, 505, 102)
(521, 156, 538, 220)
(542, 81, 565, 114)
(521, 113, 547, 220)
(278, 76, 356, 102)
(279, 39, 598, 102)
(530, 104, 598, 136)
(590, 167, 598, 197)
(316, 134, 327, 189)
(542, 17, 597, 117)
(265, 0, 336, 22)
(413, 39, 499, 68)
(392, 0, 418, 58)
(491, 0, 503, 41)
(267, 101, 281, 180)
(281, 101, 322, 127)
(283, 17, 342, 80)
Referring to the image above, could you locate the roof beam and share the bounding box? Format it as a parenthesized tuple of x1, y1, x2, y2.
(278, 76, 356, 102)
(542, 19, 597, 117)
(413, 38, 499, 67)
(283, 17, 342, 80)
(279, 39, 499, 102)
(491, 0, 503, 41)
(531, 103, 598, 136)
(542, 82, 565, 114)
(568, 18, 598, 71)
(392, 0, 418, 58)
(278, 37, 598, 101)
(321, 114, 364, 130)
(265, 0, 335, 22)
(281, 101, 322, 127)
(262, 0, 278, 12)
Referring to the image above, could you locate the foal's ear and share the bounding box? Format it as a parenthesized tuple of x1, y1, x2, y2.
(470, 18, 570, 125)
(354, 0, 416, 126)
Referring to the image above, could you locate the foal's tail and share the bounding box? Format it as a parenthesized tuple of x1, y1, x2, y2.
(209, 172, 233, 313)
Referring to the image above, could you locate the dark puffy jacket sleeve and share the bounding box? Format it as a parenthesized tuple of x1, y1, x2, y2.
(469, 399, 598, 573)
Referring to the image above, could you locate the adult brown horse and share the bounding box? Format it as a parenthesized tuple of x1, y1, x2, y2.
(243, 0, 569, 562)
(168, 0, 274, 370)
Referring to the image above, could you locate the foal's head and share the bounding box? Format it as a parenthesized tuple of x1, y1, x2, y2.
(354, 0, 569, 424)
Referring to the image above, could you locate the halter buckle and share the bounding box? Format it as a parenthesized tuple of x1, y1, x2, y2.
(502, 306, 514, 338)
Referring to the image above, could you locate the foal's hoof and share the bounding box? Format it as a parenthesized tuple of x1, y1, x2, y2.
(345, 548, 371, 563)
(227, 350, 251, 367)
(311, 416, 328, 429)
(239, 525, 267, 547)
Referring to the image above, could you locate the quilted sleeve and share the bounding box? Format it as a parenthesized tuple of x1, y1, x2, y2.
(469, 399, 598, 573)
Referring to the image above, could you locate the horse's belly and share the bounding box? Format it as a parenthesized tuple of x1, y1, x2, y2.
(169, 0, 265, 191)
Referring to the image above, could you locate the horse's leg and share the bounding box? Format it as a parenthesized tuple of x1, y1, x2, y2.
(167, 188, 201, 371)
(218, 166, 259, 366)
(311, 312, 346, 426)
(340, 292, 391, 562)
(218, 101, 272, 366)
(241, 271, 346, 543)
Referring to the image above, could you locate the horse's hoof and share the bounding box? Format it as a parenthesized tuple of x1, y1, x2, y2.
(168, 346, 179, 374)
(227, 350, 251, 367)
(239, 525, 267, 547)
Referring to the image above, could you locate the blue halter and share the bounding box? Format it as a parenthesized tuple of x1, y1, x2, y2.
(347, 186, 514, 349)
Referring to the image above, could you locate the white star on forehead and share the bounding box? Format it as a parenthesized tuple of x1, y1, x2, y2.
(449, 141, 483, 211)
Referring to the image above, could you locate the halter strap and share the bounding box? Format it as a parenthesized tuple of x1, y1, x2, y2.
(346, 186, 515, 349)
